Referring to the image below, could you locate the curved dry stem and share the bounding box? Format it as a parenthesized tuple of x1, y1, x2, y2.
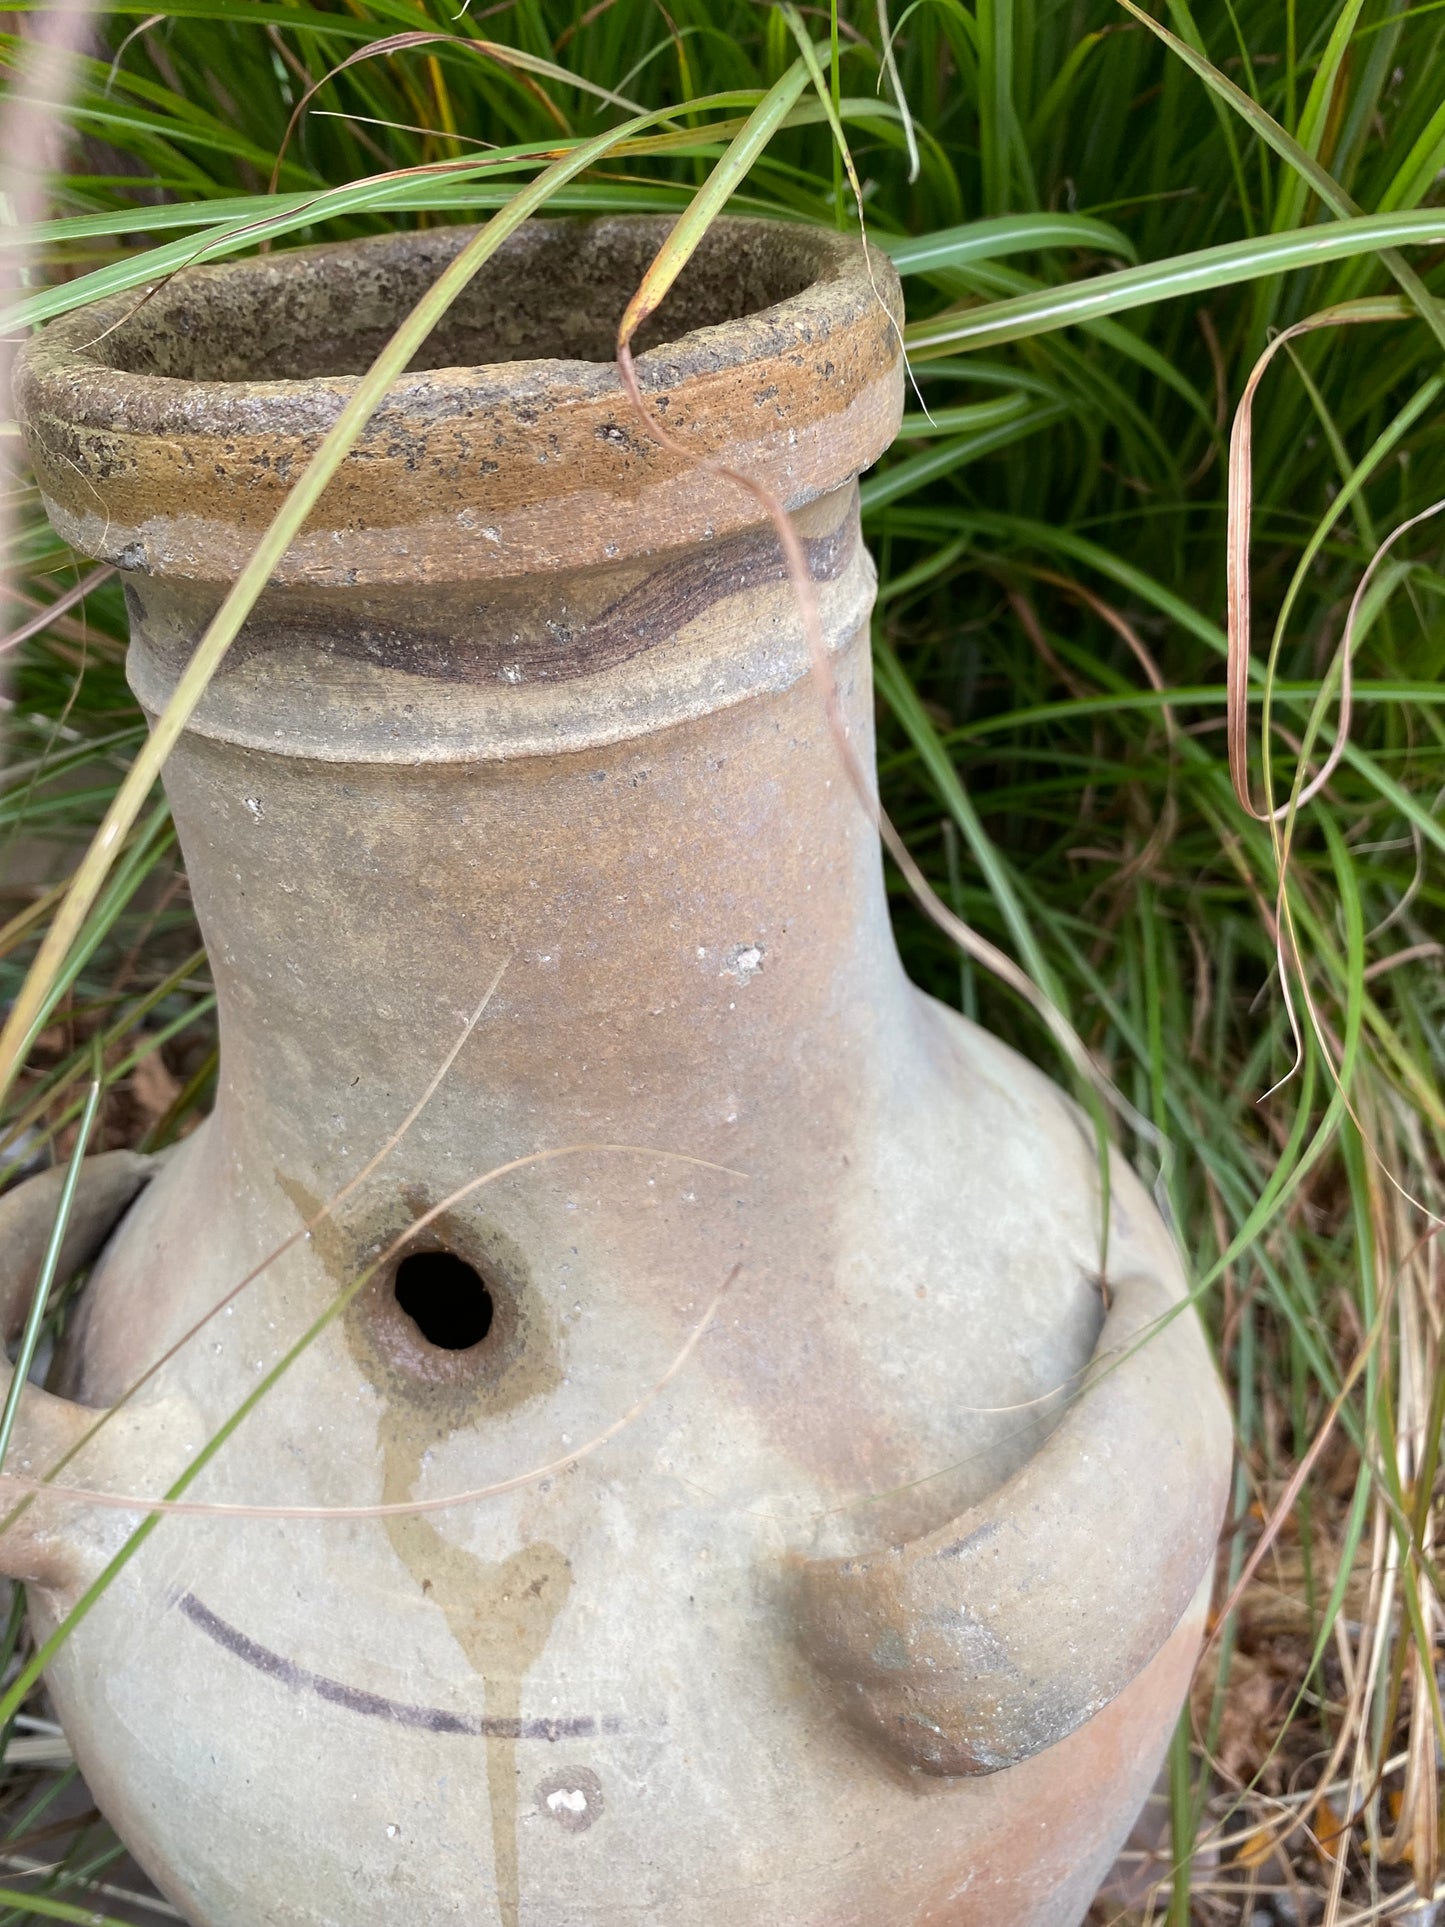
(1225, 298, 1445, 1228)
(614, 333, 1157, 1153)
(0, 98, 684, 1108)
(1225, 298, 1408, 823)
(1021, 564, 1181, 898)
(0, 964, 506, 1554)
(873, 0, 919, 185)
(0, 563, 113, 657)
(777, 5, 930, 423)
(264, 31, 650, 193)
(100, 12, 162, 93)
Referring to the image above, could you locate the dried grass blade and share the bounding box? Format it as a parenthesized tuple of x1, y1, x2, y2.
(1225, 298, 1407, 820)
(264, 29, 650, 189)
(0, 1141, 742, 1727)
(615, 54, 811, 346)
(0, 100, 689, 1106)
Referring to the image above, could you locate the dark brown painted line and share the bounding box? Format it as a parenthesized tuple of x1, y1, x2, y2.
(201, 505, 860, 690)
(494, 511, 860, 685)
(178, 1591, 627, 1741)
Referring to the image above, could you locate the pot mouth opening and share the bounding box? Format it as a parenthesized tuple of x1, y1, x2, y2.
(87, 216, 836, 385)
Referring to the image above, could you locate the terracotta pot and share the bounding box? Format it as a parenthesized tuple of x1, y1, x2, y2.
(6, 217, 1231, 1927)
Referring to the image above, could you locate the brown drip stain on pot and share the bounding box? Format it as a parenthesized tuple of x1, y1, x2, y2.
(280, 1175, 569, 1927)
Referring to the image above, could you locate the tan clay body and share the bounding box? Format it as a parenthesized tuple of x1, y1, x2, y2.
(5, 218, 1232, 1926)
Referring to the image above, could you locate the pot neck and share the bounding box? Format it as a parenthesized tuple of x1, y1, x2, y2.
(143, 489, 912, 1168)
(128, 485, 865, 764)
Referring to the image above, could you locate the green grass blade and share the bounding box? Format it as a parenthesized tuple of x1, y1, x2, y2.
(0, 100, 704, 1102)
(905, 209, 1445, 354)
(0, 1062, 102, 1471)
(616, 53, 812, 341)
(880, 211, 1136, 274)
(1119, 0, 1445, 356)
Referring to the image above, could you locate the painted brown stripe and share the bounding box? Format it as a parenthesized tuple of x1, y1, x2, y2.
(178, 1591, 628, 1741)
(468, 512, 861, 685)
(198, 509, 860, 692)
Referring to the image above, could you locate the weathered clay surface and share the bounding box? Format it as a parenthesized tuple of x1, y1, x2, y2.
(8, 217, 1232, 1927)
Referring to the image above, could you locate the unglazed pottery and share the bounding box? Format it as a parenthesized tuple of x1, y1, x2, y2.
(4, 217, 1232, 1926)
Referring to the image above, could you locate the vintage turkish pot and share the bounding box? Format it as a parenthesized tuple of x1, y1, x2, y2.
(6, 217, 1232, 1927)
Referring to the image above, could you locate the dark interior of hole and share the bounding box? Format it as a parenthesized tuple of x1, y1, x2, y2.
(94, 220, 825, 383)
(393, 1250, 495, 1352)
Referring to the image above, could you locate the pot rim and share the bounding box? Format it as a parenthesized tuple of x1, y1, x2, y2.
(14, 214, 904, 584)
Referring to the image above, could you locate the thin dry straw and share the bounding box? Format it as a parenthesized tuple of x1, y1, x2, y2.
(873, 0, 919, 185)
(0, 969, 507, 1545)
(777, 5, 933, 424)
(1225, 300, 1445, 1222)
(1226, 299, 1414, 823)
(264, 30, 649, 191)
(0, 1152, 740, 1735)
(0, 564, 113, 657)
(615, 327, 1159, 1144)
(0, 93, 709, 1104)
(0, 964, 743, 1525)
(0, 1259, 739, 1521)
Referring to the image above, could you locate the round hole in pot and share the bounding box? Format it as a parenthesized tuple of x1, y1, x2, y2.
(393, 1249, 495, 1352)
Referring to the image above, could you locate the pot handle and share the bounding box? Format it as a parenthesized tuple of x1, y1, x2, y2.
(0, 1151, 159, 1588)
(794, 1265, 1232, 1776)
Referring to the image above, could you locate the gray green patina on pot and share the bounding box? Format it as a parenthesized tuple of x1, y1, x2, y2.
(4, 217, 1232, 1926)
